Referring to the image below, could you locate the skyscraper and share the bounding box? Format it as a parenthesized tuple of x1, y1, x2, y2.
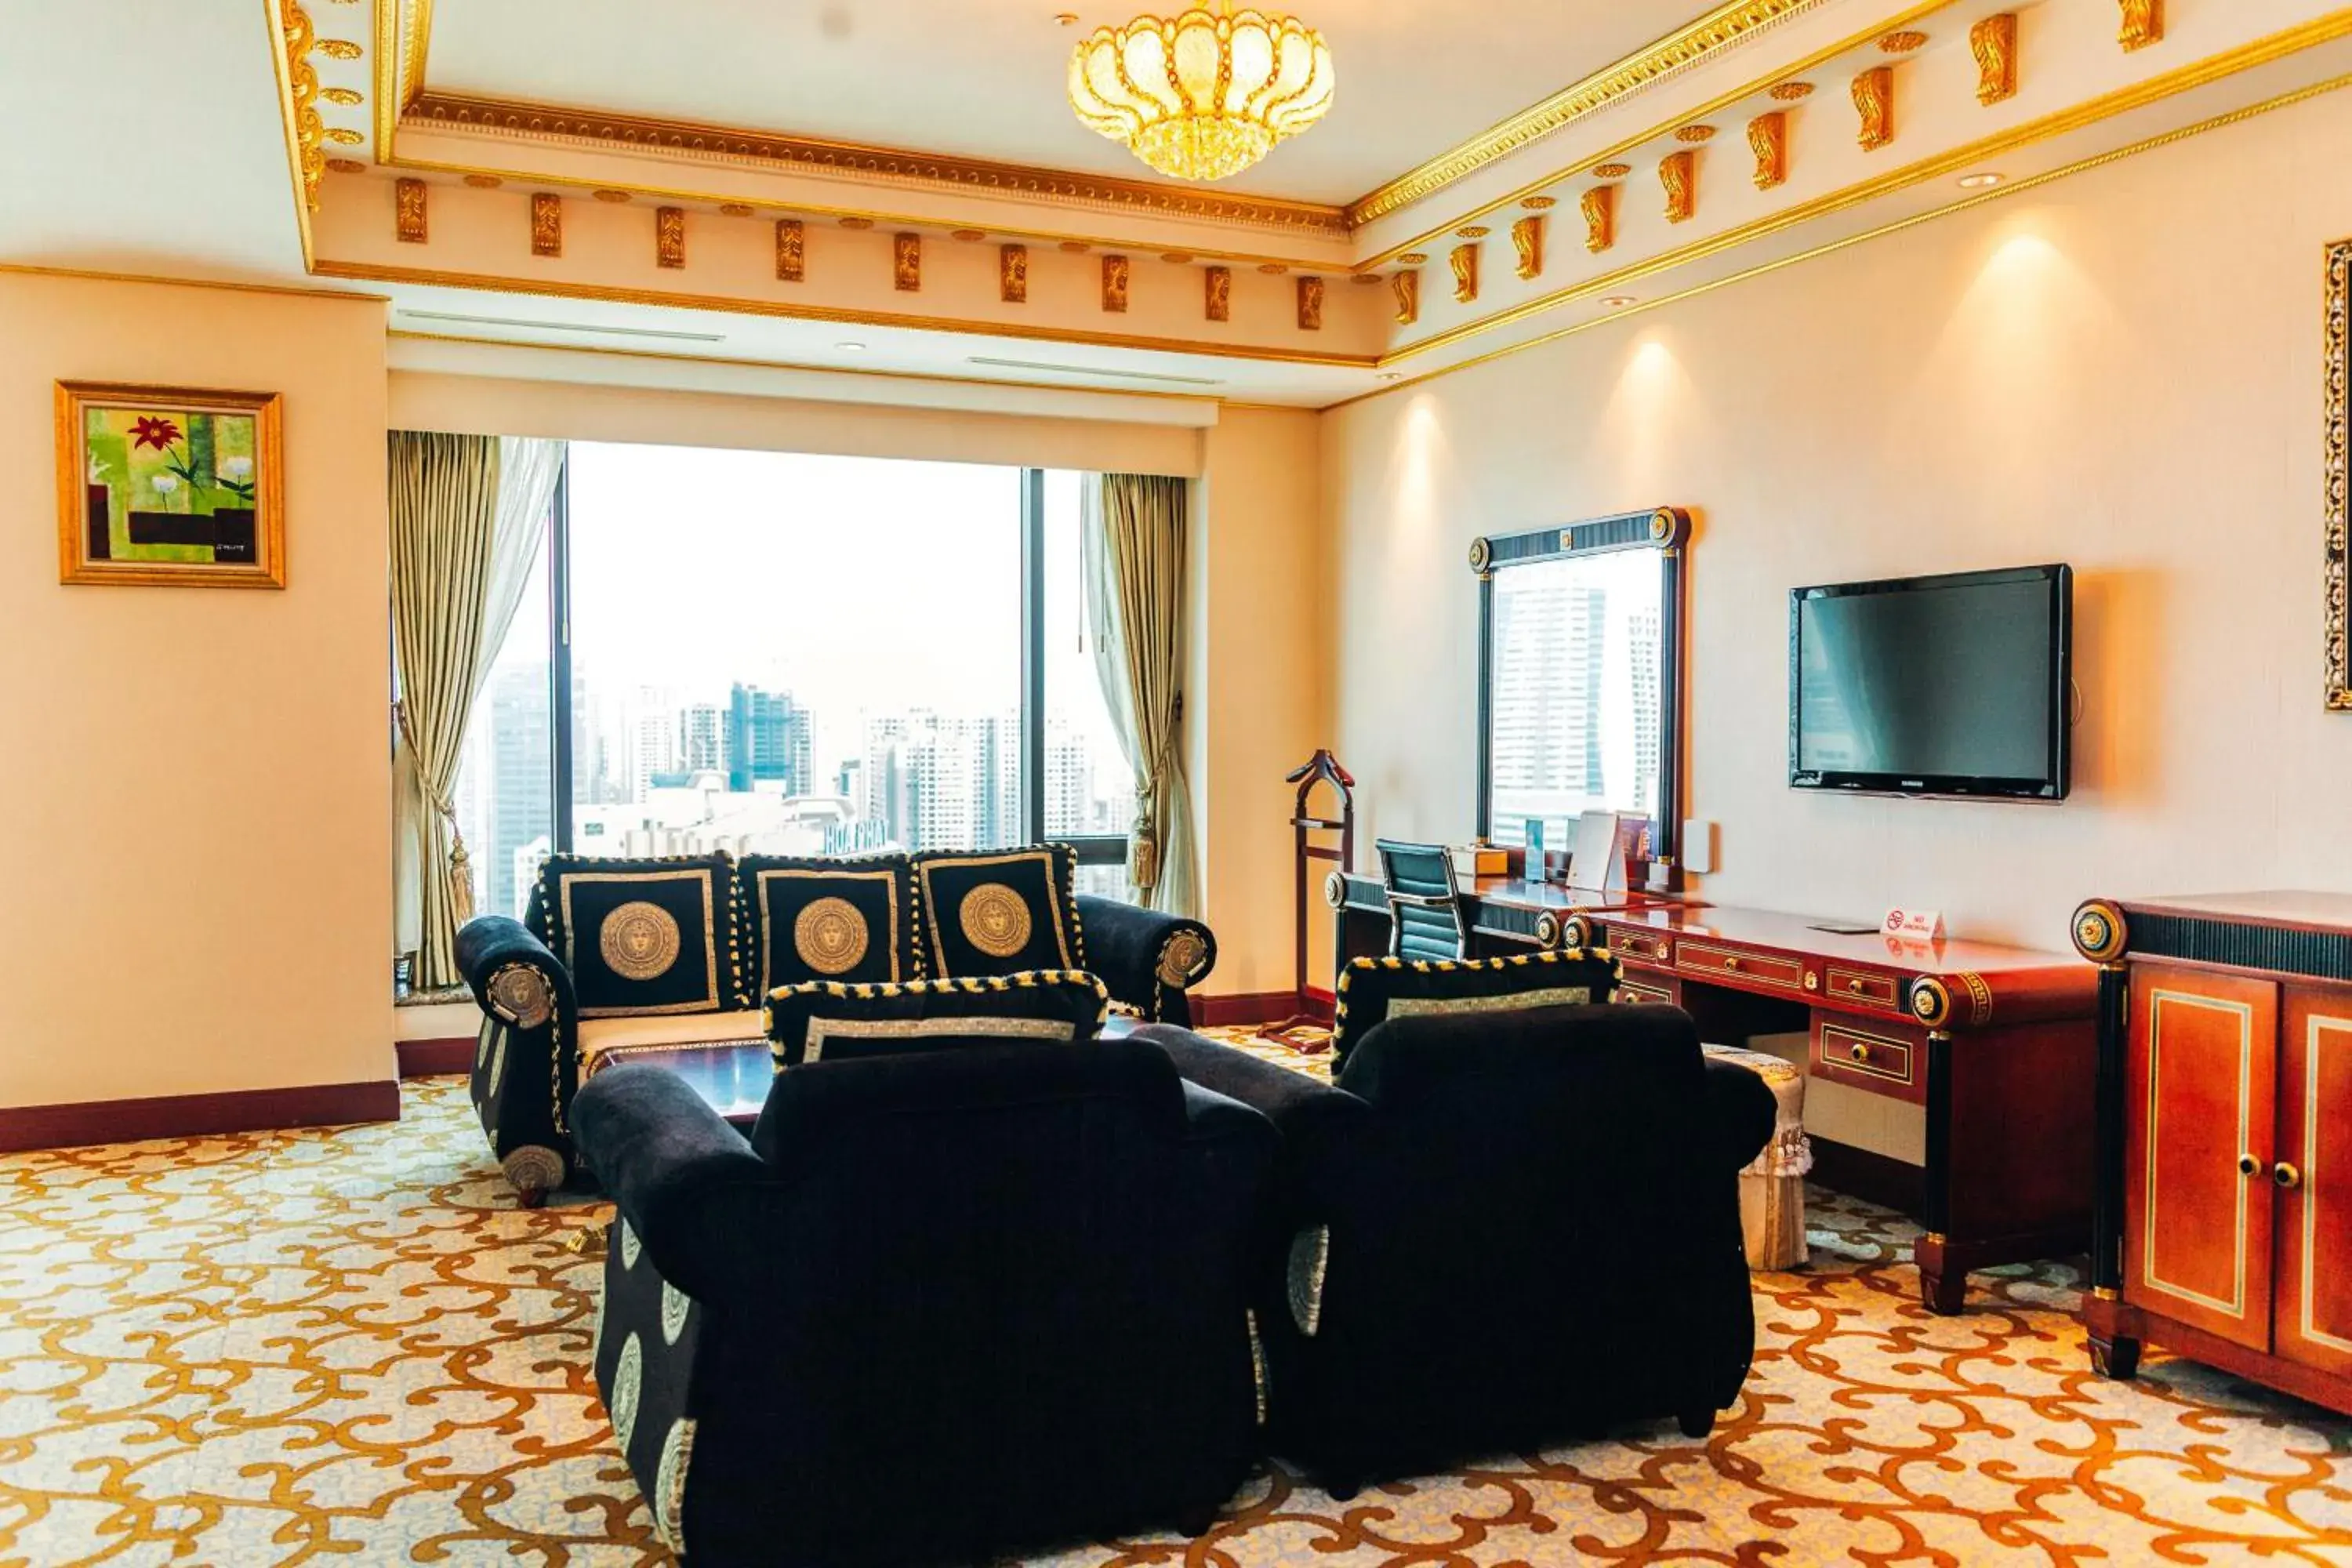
(728, 684, 814, 793)
(486, 661, 552, 918)
(678, 702, 728, 775)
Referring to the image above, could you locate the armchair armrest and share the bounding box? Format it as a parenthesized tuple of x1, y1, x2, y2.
(1077, 895, 1217, 1023)
(1700, 1056, 1777, 1176)
(572, 1065, 786, 1302)
(456, 915, 575, 1031)
(1138, 1024, 1369, 1218)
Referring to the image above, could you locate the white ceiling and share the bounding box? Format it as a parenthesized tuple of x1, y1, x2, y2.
(0, 0, 309, 281)
(423, 0, 1727, 205)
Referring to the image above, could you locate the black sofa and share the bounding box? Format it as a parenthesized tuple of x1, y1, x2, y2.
(1138, 1004, 1776, 1494)
(453, 844, 1215, 1203)
(572, 1043, 1276, 1567)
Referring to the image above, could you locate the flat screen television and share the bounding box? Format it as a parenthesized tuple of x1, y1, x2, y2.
(1789, 563, 2072, 800)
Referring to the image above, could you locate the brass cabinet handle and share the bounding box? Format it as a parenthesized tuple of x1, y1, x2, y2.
(2239, 1152, 2261, 1177)
(1847, 978, 1867, 993)
(1723, 955, 1742, 970)
(2275, 1162, 2303, 1191)
(1850, 1042, 1869, 1062)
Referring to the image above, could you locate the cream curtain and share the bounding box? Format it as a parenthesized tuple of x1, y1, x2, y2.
(1083, 473, 1198, 916)
(390, 434, 564, 988)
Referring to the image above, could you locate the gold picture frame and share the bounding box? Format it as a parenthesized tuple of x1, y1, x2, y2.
(2329, 239, 2350, 708)
(56, 381, 285, 588)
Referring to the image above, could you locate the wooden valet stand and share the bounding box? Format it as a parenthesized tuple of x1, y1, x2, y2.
(1270, 750, 1353, 1041)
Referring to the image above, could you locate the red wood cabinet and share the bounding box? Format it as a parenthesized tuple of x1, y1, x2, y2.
(2078, 893, 2352, 1414)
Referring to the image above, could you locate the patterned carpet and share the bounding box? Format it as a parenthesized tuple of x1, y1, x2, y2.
(1, 1067, 2348, 1566)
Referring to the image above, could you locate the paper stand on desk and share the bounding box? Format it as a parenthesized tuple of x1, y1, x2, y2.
(1570, 810, 1628, 893)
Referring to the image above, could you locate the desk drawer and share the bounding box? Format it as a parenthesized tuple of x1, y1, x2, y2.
(1609, 928, 1676, 968)
(1679, 939, 1809, 993)
(1617, 976, 1677, 1007)
(1824, 965, 1900, 1011)
(1813, 1018, 1925, 1104)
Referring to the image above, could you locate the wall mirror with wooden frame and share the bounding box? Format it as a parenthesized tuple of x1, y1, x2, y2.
(1472, 506, 1689, 884)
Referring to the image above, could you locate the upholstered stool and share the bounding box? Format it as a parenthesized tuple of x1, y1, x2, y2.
(1700, 1044, 1812, 1270)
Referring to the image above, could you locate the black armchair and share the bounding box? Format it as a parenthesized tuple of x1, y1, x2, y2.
(1076, 893, 1217, 1024)
(572, 1041, 1278, 1567)
(453, 914, 579, 1206)
(1139, 1004, 1775, 1494)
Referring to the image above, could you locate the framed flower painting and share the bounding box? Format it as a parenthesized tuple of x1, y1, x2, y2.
(56, 381, 285, 587)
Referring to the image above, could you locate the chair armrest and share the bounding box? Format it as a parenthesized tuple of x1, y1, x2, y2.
(1701, 1056, 1777, 1175)
(456, 915, 575, 1031)
(1077, 895, 1217, 1022)
(1179, 1079, 1278, 1152)
(572, 1065, 786, 1302)
(1138, 1025, 1370, 1218)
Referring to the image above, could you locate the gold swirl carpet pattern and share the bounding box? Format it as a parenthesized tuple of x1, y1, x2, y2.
(0, 1068, 2347, 1566)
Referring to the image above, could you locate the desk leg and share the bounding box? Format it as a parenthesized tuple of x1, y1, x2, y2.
(1919, 1031, 1962, 1314)
(1915, 1232, 1968, 1315)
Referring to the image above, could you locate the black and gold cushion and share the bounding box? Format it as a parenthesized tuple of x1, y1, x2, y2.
(538, 854, 741, 1018)
(737, 853, 920, 994)
(911, 844, 1085, 980)
(1330, 948, 1621, 1066)
(764, 971, 1109, 1069)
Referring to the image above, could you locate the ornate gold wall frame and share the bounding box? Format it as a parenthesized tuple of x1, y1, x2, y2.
(2328, 237, 2350, 710)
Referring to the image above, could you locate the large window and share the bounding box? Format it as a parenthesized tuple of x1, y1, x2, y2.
(450, 444, 1136, 919)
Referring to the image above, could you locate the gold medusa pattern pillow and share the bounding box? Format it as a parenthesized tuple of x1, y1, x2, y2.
(912, 844, 1083, 980)
(736, 854, 921, 994)
(537, 854, 739, 1017)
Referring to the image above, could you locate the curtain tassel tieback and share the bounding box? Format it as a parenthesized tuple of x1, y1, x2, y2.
(396, 698, 477, 925)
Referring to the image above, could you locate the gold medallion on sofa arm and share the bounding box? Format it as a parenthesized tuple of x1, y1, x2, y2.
(960, 883, 1033, 959)
(793, 897, 871, 976)
(601, 902, 682, 982)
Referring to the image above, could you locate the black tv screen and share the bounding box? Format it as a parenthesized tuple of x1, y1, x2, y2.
(1789, 564, 2072, 800)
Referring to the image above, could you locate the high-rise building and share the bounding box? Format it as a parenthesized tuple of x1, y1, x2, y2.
(627, 686, 677, 804)
(728, 684, 813, 793)
(1488, 577, 1609, 822)
(679, 702, 728, 775)
(486, 661, 553, 918)
(1627, 608, 1662, 815)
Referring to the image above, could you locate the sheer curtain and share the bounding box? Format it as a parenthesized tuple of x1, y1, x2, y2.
(1082, 473, 1198, 916)
(390, 434, 565, 987)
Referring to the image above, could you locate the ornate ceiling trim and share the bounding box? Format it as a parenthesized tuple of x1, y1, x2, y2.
(403, 93, 1353, 238)
(1356, 0, 1963, 269)
(1342, 0, 1836, 227)
(1341, 67, 2352, 408)
(1386, 21, 2352, 365)
(314, 259, 1381, 367)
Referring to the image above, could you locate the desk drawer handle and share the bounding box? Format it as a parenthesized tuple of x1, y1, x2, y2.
(1722, 955, 1742, 971)
(2239, 1152, 2261, 1178)
(1847, 978, 1867, 994)
(1850, 1042, 1869, 1063)
(2276, 1162, 2303, 1191)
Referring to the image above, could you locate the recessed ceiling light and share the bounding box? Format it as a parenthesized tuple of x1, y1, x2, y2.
(1376, 372, 1402, 381)
(1958, 172, 2005, 189)
(1600, 295, 1638, 307)
(836, 341, 866, 352)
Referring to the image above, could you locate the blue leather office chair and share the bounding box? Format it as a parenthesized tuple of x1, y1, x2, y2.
(1375, 839, 1469, 961)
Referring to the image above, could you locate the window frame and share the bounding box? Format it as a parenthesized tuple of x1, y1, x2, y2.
(537, 454, 1128, 871)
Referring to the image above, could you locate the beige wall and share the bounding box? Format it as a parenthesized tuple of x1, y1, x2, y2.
(1194, 406, 1332, 998)
(0, 274, 393, 1107)
(1323, 89, 2352, 952)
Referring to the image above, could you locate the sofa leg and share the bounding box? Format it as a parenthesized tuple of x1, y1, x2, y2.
(1677, 1409, 1715, 1439)
(515, 1184, 550, 1210)
(1323, 1476, 1361, 1503)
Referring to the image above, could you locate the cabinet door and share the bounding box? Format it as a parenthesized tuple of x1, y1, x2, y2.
(2274, 987, 2352, 1376)
(2123, 964, 2277, 1350)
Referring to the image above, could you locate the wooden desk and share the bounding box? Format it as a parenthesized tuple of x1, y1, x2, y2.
(1330, 877, 2099, 1312)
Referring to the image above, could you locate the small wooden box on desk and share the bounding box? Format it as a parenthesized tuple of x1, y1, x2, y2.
(1327, 877, 2100, 1312)
(2071, 892, 2352, 1414)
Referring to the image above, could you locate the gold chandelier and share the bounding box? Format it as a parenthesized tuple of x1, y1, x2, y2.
(1068, 1, 1335, 183)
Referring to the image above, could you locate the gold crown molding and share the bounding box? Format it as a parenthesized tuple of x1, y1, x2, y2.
(372, 0, 401, 159)
(0, 260, 387, 306)
(1344, 0, 1832, 227)
(319, 259, 1377, 367)
(1335, 70, 2352, 412)
(264, 0, 320, 270)
(398, 0, 433, 112)
(1771, 80, 1817, 100)
(1973, 13, 2020, 106)
(1385, 30, 2352, 369)
(1355, 0, 1964, 270)
(404, 93, 1350, 239)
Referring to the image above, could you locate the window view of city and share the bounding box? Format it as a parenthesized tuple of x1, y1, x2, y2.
(452, 447, 1139, 921)
(1485, 549, 1664, 855)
